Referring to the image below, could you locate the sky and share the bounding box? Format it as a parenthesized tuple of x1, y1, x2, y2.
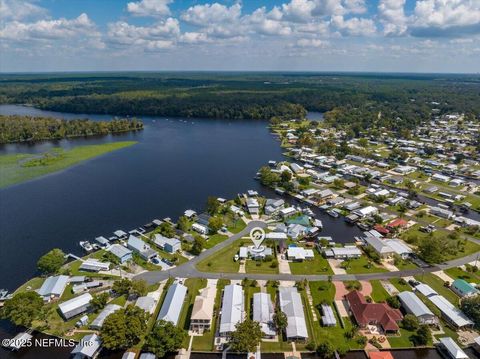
(0, 0, 479, 73)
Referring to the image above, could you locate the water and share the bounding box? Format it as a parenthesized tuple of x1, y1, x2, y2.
(306, 112, 324, 121)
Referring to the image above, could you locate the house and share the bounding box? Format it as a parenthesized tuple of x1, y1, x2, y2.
(246, 198, 260, 215)
(253, 292, 276, 338)
(190, 286, 215, 332)
(287, 246, 314, 261)
(287, 224, 308, 240)
(79, 259, 111, 272)
(90, 304, 122, 330)
(107, 244, 133, 263)
(157, 282, 187, 326)
(363, 235, 396, 258)
(387, 218, 408, 231)
(127, 235, 157, 260)
(153, 234, 181, 253)
(324, 246, 362, 259)
(394, 165, 416, 175)
(397, 291, 438, 325)
(432, 173, 451, 183)
(135, 296, 156, 315)
(71, 333, 102, 359)
(437, 337, 469, 359)
(353, 206, 378, 218)
(37, 275, 69, 301)
(280, 206, 297, 219)
(192, 223, 209, 235)
(321, 304, 337, 327)
(315, 189, 335, 202)
(451, 279, 479, 298)
(415, 283, 438, 298)
(383, 239, 413, 259)
(428, 295, 473, 328)
(345, 290, 403, 333)
(58, 293, 93, 320)
(94, 236, 110, 247)
(278, 287, 308, 341)
(430, 206, 454, 219)
(290, 163, 304, 174)
(219, 284, 244, 337)
(264, 198, 285, 216)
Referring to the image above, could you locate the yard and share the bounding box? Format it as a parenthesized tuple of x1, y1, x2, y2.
(414, 273, 460, 307)
(205, 234, 228, 249)
(289, 252, 334, 275)
(245, 259, 279, 274)
(370, 280, 391, 303)
(445, 267, 480, 284)
(196, 239, 243, 273)
(344, 256, 388, 275)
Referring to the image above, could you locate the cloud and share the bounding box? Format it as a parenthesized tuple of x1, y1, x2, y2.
(126, 0, 172, 18)
(411, 0, 480, 37)
(331, 15, 376, 36)
(378, 0, 408, 36)
(295, 38, 327, 47)
(281, 0, 317, 22)
(0, 0, 47, 21)
(181, 3, 241, 26)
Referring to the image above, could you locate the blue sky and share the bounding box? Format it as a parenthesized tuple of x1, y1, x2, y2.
(0, 0, 479, 73)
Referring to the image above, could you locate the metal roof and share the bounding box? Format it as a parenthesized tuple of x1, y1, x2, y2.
(438, 337, 468, 359)
(219, 284, 244, 334)
(90, 304, 122, 329)
(415, 283, 438, 298)
(157, 282, 187, 326)
(37, 275, 69, 298)
(108, 244, 132, 258)
(253, 292, 275, 336)
(279, 287, 308, 339)
(135, 296, 156, 314)
(398, 291, 434, 318)
(321, 304, 337, 326)
(59, 293, 93, 315)
(429, 295, 473, 327)
(71, 333, 102, 358)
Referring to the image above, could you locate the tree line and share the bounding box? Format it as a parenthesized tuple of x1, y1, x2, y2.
(0, 115, 143, 143)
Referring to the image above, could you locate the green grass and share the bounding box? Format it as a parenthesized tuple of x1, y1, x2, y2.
(370, 280, 390, 303)
(244, 281, 261, 319)
(389, 278, 412, 293)
(414, 273, 460, 306)
(445, 267, 480, 284)
(388, 328, 417, 348)
(344, 256, 388, 274)
(14, 277, 45, 293)
(205, 233, 228, 249)
(0, 141, 137, 188)
(289, 251, 334, 275)
(196, 239, 243, 273)
(246, 259, 279, 274)
(178, 278, 207, 347)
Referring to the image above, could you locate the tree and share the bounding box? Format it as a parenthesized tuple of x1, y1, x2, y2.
(280, 170, 292, 183)
(37, 248, 65, 274)
(177, 216, 190, 232)
(412, 325, 430, 346)
(259, 166, 280, 186)
(206, 196, 220, 215)
(1, 291, 43, 327)
(273, 310, 288, 332)
(333, 178, 345, 189)
(461, 295, 480, 328)
(100, 305, 147, 350)
(316, 341, 335, 359)
(131, 279, 148, 297)
(190, 235, 206, 255)
(208, 216, 223, 233)
(386, 296, 401, 309)
(229, 319, 263, 352)
(402, 314, 419, 331)
(90, 292, 110, 312)
(112, 278, 132, 296)
(144, 319, 187, 357)
(158, 222, 176, 238)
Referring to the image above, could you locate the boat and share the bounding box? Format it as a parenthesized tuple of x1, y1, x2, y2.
(327, 210, 339, 218)
(0, 289, 13, 301)
(79, 241, 93, 252)
(303, 207, 314, 216)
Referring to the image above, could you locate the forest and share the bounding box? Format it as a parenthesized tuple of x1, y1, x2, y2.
(1, 72, 479, 134)
(0, 115, 143, 143)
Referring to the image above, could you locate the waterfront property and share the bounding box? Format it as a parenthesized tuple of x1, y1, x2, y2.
(71, 333, 102, 359)
(108, 244, 133, 263)
(157, 282, 187, 326)
(153, 234, 181, 253)
(37, 275, 69, 301)
(58, 293, 93, 320)
(427, 295, 473, 329)
(397, 291, 438, 325)
(253, 292, 276, 338)
(346, 290, 403, 333)
(127, 235, 157, 260)
(324, 246, 362, 259)
(219, 284, 244, 337)
(190, 286, 215, 332)
(90, 304, 122, 330)
(278, 287, 308, 341)
(79, 259, 111, 272)
(437, 337, 469, 359)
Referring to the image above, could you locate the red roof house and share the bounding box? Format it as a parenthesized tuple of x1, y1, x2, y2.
(373, 224, 390, 236)
(387, 218, 408, 230)
(345, 290, 403, 332)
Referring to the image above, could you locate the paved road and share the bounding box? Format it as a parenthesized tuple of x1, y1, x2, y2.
(136, 220, 480, 284)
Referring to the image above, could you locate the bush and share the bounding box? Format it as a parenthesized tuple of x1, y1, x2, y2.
(306, 341, 316, 351)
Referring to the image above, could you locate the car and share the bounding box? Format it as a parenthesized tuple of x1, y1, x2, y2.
(151, 257, 160, 265)
(233, 254, 239, 262)
(162, 258, 173, 266)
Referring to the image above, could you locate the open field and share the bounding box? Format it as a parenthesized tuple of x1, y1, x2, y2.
(0, 141, 137, 188)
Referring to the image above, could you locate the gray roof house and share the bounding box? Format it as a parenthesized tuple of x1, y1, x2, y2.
(279, 287, 308, 341)
(127, 235, 157, 260)
(398, 291, 438, 325)
(37, 275, 69, 301)
(219, 284, 244, 336)
(157, 282, 187, 326)
(90, 304, 122, 330)
(135, 296, 157, 315)
(59, 293, 93, 320)
(107, 244, 133, 263)
(363, 235, 395, 258)
(153, 234, 181, 254)
(438, 337, 469, 359)
(428, 295, 473, 328)
(253, 292, 276, 338)
(71, 333, 102, 359)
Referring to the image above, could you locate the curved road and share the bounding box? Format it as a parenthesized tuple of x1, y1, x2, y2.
(136, 220, 480, 284)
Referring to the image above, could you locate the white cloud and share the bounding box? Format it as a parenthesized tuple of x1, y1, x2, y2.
(281, 0, 317, 22)
(181, 3, 241, 26)
(126, 0, 172, 18)
(295, 38, 327, 47)
(331, 15, 376, 36)
(378, 0, 408, 36)
(0, 0, 47, 21)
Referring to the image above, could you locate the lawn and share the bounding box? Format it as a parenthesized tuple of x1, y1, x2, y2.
(445, 267, 480, 284)
(414, 273, 460, 306)
(388, 328, 418, 348)
(344, 256, 388, 274)
(14, 276, 45, 293)
(246, 259, 279, 274)
(389, 278, 412, 293)
(289, 252, 334, 275)
(370, 280, 391, 303)
(244, 281, 261, 319)
(178, 278, 207, 347)
(196, 239, 243, 273)
(205, 233, 228, 249)
(0, 141, 137, 188)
